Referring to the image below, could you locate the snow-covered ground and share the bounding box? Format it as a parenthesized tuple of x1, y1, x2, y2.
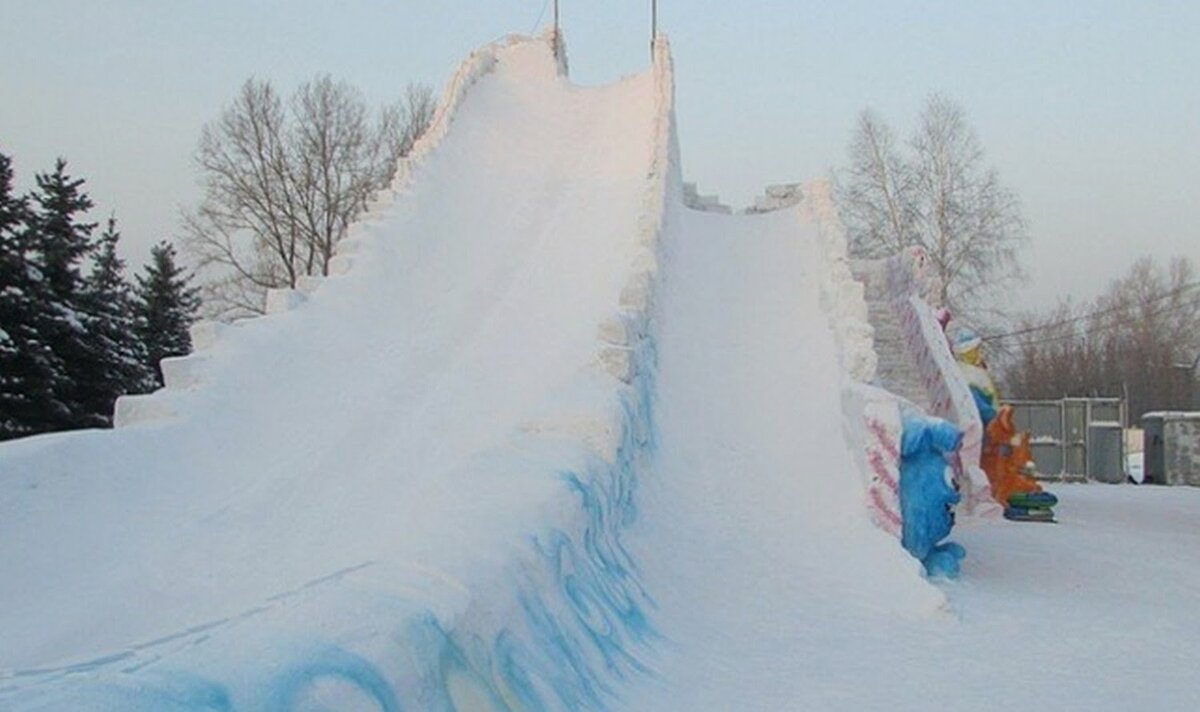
(924, 483, 1200, 710)
(3, 30, 1200, 712)
(623, 482, 1200, 711)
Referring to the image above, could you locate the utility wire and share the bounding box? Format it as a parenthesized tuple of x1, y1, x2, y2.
(530, 0, 552, 33)
(993, 289, 1200, 351)
(982, 279, 1200, 343)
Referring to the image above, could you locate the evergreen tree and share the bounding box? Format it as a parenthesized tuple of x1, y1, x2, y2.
(136, 241, 201, 385)
(0, 153, 72, 439)
(80, 218, 157, 420)
(27, 159, 103, 430)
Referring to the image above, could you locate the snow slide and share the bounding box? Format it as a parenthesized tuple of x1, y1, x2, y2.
(618, 195, 942, 711)
(1, 33, 938, 711)
(2, 34, 667, 710)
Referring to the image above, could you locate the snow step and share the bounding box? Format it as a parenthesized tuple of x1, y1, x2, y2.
(599, 345, 636, 384)
(188, 321, 227, 352)
(159, 354, 208, 391)
(296, 276, 323, 295)
(113, 393, 177, 428)
(264, 288, 306, 315)
(328, 254, 355, 276)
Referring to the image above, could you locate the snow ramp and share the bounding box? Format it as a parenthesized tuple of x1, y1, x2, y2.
(1, 33, 938, 711)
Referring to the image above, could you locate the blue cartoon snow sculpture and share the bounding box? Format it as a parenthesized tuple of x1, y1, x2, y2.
(900, 413, 967, 578)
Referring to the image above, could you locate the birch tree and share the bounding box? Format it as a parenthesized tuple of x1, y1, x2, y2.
(836, 94, 1026, 319)
(185, 76, 435, 318)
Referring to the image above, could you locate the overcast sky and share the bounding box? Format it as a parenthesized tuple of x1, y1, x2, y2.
(2, 1, 1197, 309)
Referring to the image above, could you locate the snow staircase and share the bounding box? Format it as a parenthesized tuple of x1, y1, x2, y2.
(853, 260, 933, 412)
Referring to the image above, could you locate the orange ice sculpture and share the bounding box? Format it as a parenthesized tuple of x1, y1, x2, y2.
(979, 406, 1042, 505)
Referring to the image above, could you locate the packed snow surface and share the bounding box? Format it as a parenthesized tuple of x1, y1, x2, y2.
(631, 467, 1200, 709)
(621, 207, 940, 710)
(3, 31, 1200, 712)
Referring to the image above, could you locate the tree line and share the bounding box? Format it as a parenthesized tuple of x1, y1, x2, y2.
(0, 152, 198, 441)
(998, 256, 1200, 420)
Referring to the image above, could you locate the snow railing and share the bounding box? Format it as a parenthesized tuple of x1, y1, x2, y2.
(795, 181, 905, 538)
(882, 249, 997, 517)
(597, 33, 674, 390)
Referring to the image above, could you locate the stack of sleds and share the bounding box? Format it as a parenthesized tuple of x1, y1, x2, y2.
(1004, 490, 1058, 523)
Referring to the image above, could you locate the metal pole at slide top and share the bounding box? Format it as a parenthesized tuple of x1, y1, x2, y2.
(552, 0, 560, 59)
(651, 0, 658, 57)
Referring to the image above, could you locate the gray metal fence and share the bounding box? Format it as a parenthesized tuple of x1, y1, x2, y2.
(1005, 398, 1126, 481)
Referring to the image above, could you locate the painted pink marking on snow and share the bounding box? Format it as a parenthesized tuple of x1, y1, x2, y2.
(868, 449, 899, 494)
(867, 418, 899, 461)
(869, 488, 903, 536)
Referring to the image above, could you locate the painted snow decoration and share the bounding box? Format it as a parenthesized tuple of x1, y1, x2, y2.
(884, 249, 999, 518)
(899, 412, 967, 578)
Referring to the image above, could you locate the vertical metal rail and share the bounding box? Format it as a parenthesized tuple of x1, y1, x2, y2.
(651, 0, 658, 58)
(552, 0, 561, 60)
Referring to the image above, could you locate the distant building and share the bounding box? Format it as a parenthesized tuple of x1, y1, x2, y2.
(1142, 412, 1200, 485)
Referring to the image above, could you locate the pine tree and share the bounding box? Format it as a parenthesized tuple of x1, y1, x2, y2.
(136, 241, 201, 385)
(27, 159, 103, 430)
(0, 153, 72, 439)
(80, 218, 157, 421)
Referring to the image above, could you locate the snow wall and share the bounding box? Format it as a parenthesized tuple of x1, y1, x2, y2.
(0, 32, 678, 711)
(783, 183, 907, 538)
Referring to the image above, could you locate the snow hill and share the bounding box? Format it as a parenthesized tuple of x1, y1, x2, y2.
(2, 32, 944, 710)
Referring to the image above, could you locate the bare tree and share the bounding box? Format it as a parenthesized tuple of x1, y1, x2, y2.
(836, 94, 1027, 320)
(838, 110, 915, 258)
(389, 84, 437, 163)
(184, 76, 434, 318)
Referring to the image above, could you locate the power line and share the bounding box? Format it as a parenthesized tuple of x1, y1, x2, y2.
(994, 289, 1200, 350)
(982, 279, 1200, 343)
(530, 0, 552, 33)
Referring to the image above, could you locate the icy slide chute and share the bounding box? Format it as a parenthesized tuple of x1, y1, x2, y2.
(1, 32, 674, 710)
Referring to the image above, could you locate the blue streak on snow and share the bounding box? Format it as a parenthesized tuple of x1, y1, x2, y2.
(267, 644, 401, 712)
(7, 670, 234, 712)
(474, 367, 661, 711)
